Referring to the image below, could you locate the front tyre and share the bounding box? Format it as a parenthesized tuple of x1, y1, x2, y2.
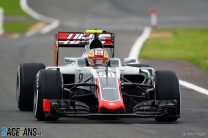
(17, 63, 45, 111)
(34, 69, 63, 121)
(154, 70, 180, 122)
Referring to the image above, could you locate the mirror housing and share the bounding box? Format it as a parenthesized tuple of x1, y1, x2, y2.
(64, 57, 76, 63)
(124, 58, 137, 65)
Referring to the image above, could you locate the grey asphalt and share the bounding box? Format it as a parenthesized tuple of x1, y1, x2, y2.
(0, 0, 208, 138)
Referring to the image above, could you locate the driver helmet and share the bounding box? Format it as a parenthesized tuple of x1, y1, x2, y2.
(88, 48, 109, 67)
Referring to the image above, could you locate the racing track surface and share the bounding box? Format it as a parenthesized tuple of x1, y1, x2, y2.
(0, 0, 208, 137)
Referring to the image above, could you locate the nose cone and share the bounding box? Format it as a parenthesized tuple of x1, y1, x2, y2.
(98, 100, 126, 113)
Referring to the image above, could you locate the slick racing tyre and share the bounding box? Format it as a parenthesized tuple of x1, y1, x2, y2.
(17, 63, 45, 111)
(154, 70, 180, 122)
(34, 70, 63, 121)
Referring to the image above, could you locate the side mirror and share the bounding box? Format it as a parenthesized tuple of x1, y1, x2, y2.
(64, 57, 76, 63)
(124, 58, 137, 65)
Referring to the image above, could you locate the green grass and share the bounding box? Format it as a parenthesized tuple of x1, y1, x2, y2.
(0, 0, 37, 33)
(0, 0, 28, 16)
(140, 28, 208, 70)
(4, 22, 35, 33)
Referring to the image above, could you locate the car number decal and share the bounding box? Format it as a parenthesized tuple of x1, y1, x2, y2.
(98, 72, 116, 78)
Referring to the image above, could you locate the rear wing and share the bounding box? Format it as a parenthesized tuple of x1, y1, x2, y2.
(54, 30, 115, 66)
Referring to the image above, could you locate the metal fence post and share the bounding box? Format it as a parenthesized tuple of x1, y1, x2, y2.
(150, 8, 158, 28)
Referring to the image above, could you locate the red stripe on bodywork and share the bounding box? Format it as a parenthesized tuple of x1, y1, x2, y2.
(118, 79, 126, 112)
(96, 78, 125, 113)
(96, 78, 101, 102)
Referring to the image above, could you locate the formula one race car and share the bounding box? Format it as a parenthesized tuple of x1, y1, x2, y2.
(16, 30, 180, 122)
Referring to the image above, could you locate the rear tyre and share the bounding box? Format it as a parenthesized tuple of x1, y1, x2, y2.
(17, 63, 45, 111)
(154, 70, 180, 122)
(34, 70, 63, 121)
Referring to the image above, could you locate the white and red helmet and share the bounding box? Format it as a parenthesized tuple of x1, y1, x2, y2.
(88, 48, 109, 67)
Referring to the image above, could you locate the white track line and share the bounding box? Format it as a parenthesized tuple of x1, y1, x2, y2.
(128, 27, 152, 59)
(179, 80, 208, 96)
(20, 0, 60, 36)
(130, 26, 208, 96)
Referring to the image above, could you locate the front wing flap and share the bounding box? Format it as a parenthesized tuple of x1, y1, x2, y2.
(44, 99, 179, 118)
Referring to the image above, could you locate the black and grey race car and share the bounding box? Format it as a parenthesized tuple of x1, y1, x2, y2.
(16, 30, 180, 122)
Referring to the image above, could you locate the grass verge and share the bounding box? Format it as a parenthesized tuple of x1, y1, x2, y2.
(140, 28, 208, 70)
(4, 22, 36, 33)
(0, 0, 28, 16)
(0, 0, 38, 34)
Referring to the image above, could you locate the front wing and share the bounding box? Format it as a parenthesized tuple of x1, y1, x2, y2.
(43, 99, 179, 118)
